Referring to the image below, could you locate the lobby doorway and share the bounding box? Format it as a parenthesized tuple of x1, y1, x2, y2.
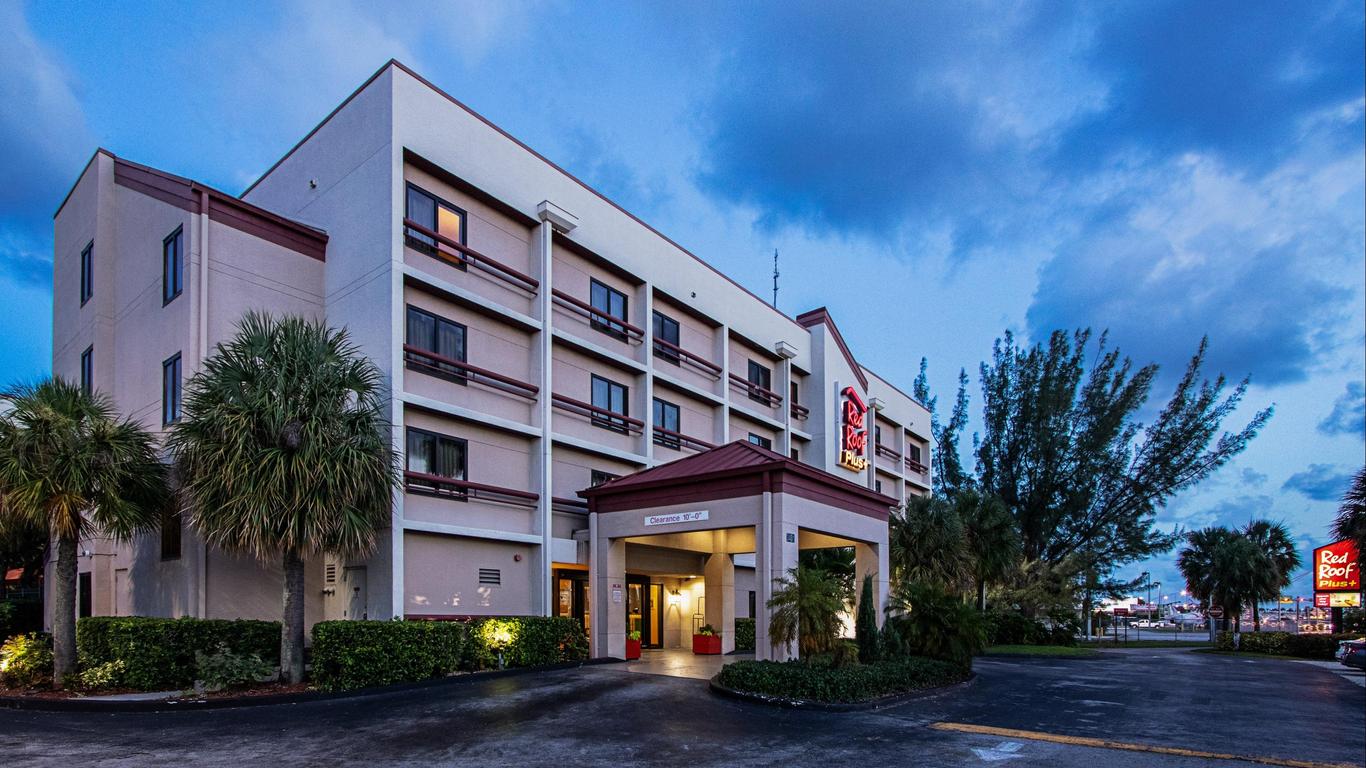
(627, 576, 664, 648)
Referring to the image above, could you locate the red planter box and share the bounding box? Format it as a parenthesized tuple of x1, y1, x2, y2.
(625, 638, 641, 660)
(692, 634, 722, 655)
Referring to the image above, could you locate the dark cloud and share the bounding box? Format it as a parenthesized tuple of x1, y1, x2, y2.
(1240, 468, 1269, 488)
(1318, 381, 1365, 437)
(1282, 464, 1355, 501)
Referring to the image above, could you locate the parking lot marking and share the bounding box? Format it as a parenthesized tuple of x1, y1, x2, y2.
(930, 722, 1358, 768)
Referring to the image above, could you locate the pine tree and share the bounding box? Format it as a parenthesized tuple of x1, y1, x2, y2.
(855, 574, 881, 663)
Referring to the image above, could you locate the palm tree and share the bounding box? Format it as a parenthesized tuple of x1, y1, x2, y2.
(1242, 520, 1302, 631)
(889, 494, 968, 589)
(167, 313, 397, 684)
(957, 490, 1019, 610)
(766, 565, 850, 659)
(1177, 526, 1268, 632)
(0, 379, 169, 686)
(1332, 467, 1366, 554)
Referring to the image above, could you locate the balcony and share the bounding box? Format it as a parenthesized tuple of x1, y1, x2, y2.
(403, 345, 538, 401)
(403, 218, 540, 294)
(552, 497, 590, 515)
(403, 470, 539, 508)
(790, 402, 810, 421)
(652, 425, 716, 453)
(905, 456, 928, 474)
(728, 373, 782, 408)
(876, 443, 902, 462)
(551, 393, 644, 434)
(652, 337, 722, 378)
(551, 290, 644, 343)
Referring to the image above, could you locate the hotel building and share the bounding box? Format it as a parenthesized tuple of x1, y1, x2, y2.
(48, 61, 932, 658)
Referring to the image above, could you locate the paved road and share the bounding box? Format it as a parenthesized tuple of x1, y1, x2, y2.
(0, 648, 1360, 767)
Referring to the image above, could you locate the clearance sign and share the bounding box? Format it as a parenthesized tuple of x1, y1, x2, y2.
(1312, 539, 1360, 593)
(838, 386, 869, 472)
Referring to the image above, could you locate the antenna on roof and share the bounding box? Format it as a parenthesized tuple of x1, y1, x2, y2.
(772, 248, 779, 308)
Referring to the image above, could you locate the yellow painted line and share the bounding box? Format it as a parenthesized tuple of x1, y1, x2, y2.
(929, 722, 1357, 768)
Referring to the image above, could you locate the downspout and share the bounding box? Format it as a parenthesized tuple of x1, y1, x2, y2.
(196, 188, 210, 619)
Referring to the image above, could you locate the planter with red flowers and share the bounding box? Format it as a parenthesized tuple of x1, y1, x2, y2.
(692, 625, 722, 655)
(625, 630, 642, 660)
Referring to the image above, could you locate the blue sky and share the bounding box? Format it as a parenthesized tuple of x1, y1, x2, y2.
(2, 1, 1362, 601)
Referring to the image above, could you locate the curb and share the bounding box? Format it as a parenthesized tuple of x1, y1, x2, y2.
(708, 671, 976, 712)
(981, 652, 1106, 661)
(0, 658, 616, 713)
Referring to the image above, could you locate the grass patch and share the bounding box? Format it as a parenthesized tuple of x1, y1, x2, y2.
(715, 657, 969, 704)
(1190, 648, 1304, 661)
(1081, 639, 1211, 648)
(984, 645, 1101, 658)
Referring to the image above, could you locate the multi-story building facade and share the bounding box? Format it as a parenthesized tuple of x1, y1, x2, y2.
(48, 61, 932, 654)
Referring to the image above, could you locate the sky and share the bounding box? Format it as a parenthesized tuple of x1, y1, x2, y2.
(1, 1, 1362, 602)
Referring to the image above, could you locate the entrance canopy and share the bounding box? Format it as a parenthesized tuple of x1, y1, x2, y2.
(579, 441, 896, 661)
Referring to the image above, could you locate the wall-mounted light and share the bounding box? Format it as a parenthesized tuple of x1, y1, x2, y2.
(668, 589, 683, 607)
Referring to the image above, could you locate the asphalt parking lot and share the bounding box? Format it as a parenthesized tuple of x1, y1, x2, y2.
(0, 647, 1361, 767)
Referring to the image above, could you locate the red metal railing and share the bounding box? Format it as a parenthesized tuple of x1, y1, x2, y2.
(790, 402, 810, 420)
(403, 219, 539, 293)
(651, 336, 722, 377)
(550, 289, 645, 341)
(876, 443, 902, 462)
(402, 345, 539, 400)
(652, 425, 716, 452)
(551, 393, 644, 434)
(905, 456, 928, 474)
(729, 373, 782, 408)
(403, 470, 539, 507)
(552, 497, 589, 514)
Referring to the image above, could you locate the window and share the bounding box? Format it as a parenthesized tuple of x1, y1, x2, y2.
(590, 470, 620, 487)
(78, 572, 92, 618)
(875, 425, 883, 446)
(161, 353, 182, 426)
(790, 381, 799, 406)
(790, 448, 799, 461)
(161, 506, 182, 560)
(748, 591, 756, 619)
(652, 397, 681, 449)
(589, 279, 629, 339)
(908, 444, 923, 464)
(405, 183, 467, 267)
(80, 345, 93, 394)
(746, 360, 772, 405)
(79, 241, 93, 305)
(747, 433, 771, 450)
(405, 306, 467, 383)
(875, 480, 883, 494)
(590, 375, 629, 433)
(652, 311, 681, 364)
(478, 568, 502, 586)
(163, 226, 183, 304)
(405, 428, 468, 499)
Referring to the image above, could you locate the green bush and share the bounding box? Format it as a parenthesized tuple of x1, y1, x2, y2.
(984, 611, 1044, 646)
(1214, 630, 1357, 659)
(884, 582, 985, 669)
(715, 656, 967, 704)
(0, 599, 42, 642)
(1238, 632, 1290, 655)
(734, 618, 756, 652)
(854, 575, 880, 663)
(311, 620, 465, 692)
(195, 643, 275, 691)
(1214, 630, 1236, 651)
(0, 632, 53, 689)
(1284, 633, 1358, 660)
(76, 660, 127, 690)
(461, 616, 589, 670)
(76, 617, 279, 691)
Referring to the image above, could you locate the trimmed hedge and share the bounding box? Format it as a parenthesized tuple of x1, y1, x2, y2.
(735, 618, 756, 652)
(715, 656, 968, 704)
(1214, 631, 1359, 660)
(984, 610, 1078, 647)
(76, 617, 279, 691)
(312, 616, 589, 691)
(311, 620, 466, 692)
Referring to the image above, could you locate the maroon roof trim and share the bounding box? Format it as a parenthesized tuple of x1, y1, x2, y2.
(111, 156, 327, 261)
(796, 307, 868, 390)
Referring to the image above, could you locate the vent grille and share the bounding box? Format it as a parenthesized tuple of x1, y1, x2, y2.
(325, 564, 337, 584)
(478, 568, 501, 586)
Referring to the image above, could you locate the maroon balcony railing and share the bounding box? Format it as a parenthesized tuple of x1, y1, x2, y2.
(651, 337, 722, 377)
(550, 289, 645, 341)
(403, 470, 539, 508)
(552, 497, 589, 514)
(728, 373, 783, 408)
(905, 457, 928, 474)
(652, 426, 716, 453)
(403, 219, 539, 294)
(790, 402, 810, 420)
(403, 345, 539, 400)
(876, 443, 902, 462)
(551, 393, 644, 434)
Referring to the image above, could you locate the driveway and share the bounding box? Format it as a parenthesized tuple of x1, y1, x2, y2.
(0, 648, 1360, 767)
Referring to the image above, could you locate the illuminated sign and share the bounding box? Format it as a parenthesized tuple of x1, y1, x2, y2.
(837, 386, 869, 472)
(1315, 593, 1361, 608)
(1312, 540, 1360, 593)
(644, 510, 709, 527)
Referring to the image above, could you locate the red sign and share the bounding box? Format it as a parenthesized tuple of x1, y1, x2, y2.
(1312, 540, 1360, 593)
(1314, 594, 1330, 608)
(838, 386, 869, 472)
(1112, 607, 1130, 616)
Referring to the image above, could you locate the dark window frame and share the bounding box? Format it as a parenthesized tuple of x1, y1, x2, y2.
(908, 443, 923, 463)
(404, 305, 468, 385)
(404, 426, 469, 501)
(651, 310, 681, 365)
(652, 397, 681, 449)
(79, 240, 94, 306)
(747, 433, 772, 450)
(80, 345, 93, 394)
(590, 469, 620, 487)
(590, 374, 630, 433)
(161, 353, 182, 426)
(589, 279, 629, 340)
(161, 505, 182, 561)
(162, 226, 184, 305)
(404, 182, 468, 270)
(746, 360, 772, 405)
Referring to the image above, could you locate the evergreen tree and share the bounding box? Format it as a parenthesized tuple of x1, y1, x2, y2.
(854, 573, 880, 663)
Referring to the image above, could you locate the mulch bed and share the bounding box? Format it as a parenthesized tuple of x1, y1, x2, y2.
(0, 681, 313, 701)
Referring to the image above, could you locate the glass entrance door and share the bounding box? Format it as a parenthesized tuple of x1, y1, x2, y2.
(626, 576, 664, 648)
(555, 570, 590, 634)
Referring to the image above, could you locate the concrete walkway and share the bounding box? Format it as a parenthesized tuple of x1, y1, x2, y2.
(621, 648, 752, 679)
(1293, 658, 1366, 687)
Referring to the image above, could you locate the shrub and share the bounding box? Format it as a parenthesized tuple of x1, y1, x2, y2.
(0, 599, 43, 641)
(1214, 630, 1237, 651)
(734, 618, 756, 652)
(854, 575, 881, 663)
(461, 616, 589, 670)
(884, 582, 984, 669)
(984, 611, 1044, 646)
(1284, 633, 1357, 660)
(195, 643, 274, 691)
(715, 656, 967, 704)
(0, 632, 53, 689)
(76, 617, 279, 691)
(1238, 632, 1290, 655)
(311, 620, 465, 692)
(76, 660, 127, 690)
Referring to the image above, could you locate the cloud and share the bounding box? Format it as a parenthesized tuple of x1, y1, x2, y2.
(1318, 381, 1365, 437)
(1240, 468, 1269, 488)
(1282, 464, 1355, 501)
